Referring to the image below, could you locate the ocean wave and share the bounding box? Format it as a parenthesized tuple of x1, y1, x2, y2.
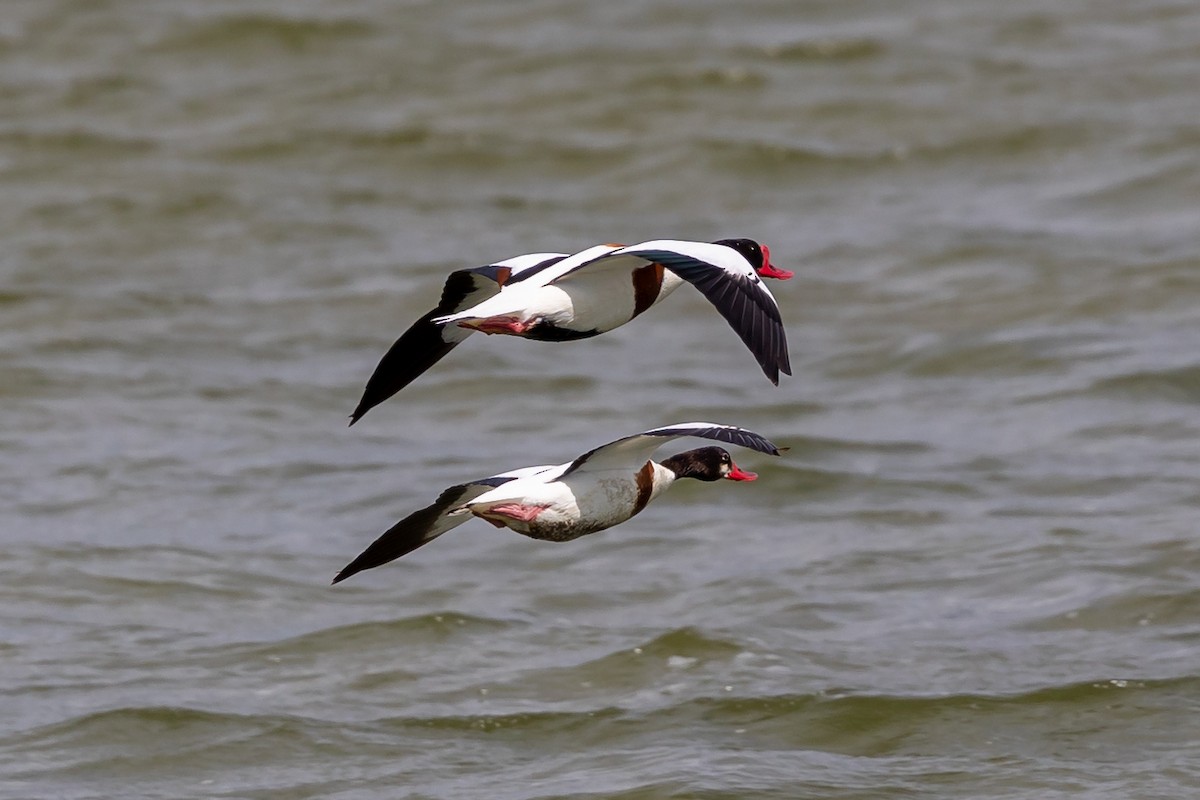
(701, 121, 1092, 176)
(12, 674, 1190, 765)
(1085, 365, 1200, 403)
(624, 67, 769, 93)
(2, 706, 362, 783)
(773, 461, 980, 501)
(759, 37, 886, 62)
(147, 13, 374, 54)
(601, 675, 1200, 757)
(212, 124, 632, 177)
(230, 612, 522, 659)
(701, 137, 904, 172)
(0, 127, 157, 155)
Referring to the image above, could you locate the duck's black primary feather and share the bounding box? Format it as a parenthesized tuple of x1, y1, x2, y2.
(349, 258, 565, 425)
(633, 249, 791, 385)
(332, 483, 472, 583)
(331, 473, 528, 583)
(561, 422, 780, 477)
(639, 422, 781, 456)
(348, 309, 459, 425)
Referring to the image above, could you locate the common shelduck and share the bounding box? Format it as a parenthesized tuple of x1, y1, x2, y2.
(348, 239, 793, 425)
(332, 422, 780, 583)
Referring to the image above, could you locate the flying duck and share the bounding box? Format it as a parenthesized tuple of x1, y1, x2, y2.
(331, 421, 781, 583)
(349, 239, 793, 425)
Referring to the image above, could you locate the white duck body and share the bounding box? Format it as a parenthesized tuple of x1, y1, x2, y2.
(349, 238, 792, 424)
(431, 239, 789, 379)
(466, 460, 678, 541)
(331, 422, 781, 584)
(437, 245, 688, 337)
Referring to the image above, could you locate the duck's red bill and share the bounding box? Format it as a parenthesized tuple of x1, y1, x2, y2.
(757, 245, 794, 279)
(725, 464, 758, 482)
(758, 263, 794, 280)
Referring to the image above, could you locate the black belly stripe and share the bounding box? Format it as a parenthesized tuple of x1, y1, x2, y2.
(630, 461, 656, 517)
(631, 263, 665, 318)
(523, 324, 601, 342)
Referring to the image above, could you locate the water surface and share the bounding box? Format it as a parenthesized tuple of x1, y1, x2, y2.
(2, 1, 1199, 798)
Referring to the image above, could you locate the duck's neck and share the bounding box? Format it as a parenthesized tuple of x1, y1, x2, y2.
(659, 453, 703, 482)
(628, 460, 679, 519)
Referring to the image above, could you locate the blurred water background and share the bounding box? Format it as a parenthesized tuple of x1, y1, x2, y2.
(2, 1, 1200, 798)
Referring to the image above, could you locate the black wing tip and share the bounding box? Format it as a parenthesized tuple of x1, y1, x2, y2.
(673, 260, 790, 386)
(757, 344, 790, 385)
(724, 426, 781, 457)
(757, 358, 781, 385)
(330, 548, 386, 586)
(332, 555, 373, 584)
(348, 394, 376, 425)
(347, 313, 461, 425)
(650, 423, 781, 457)
(750, 435, 782, 457)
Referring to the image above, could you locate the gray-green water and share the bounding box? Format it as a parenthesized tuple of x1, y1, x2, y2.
(3, 1, 1200, 797)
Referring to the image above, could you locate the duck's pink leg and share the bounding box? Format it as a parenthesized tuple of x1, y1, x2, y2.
(458, 316, 533, 336)
(479, 503, 548, 523)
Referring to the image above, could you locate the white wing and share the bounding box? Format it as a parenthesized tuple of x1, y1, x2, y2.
(431, 244, 624, 325)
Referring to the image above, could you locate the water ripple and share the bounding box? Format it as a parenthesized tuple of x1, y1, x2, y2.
(148, 14, 374, 54)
